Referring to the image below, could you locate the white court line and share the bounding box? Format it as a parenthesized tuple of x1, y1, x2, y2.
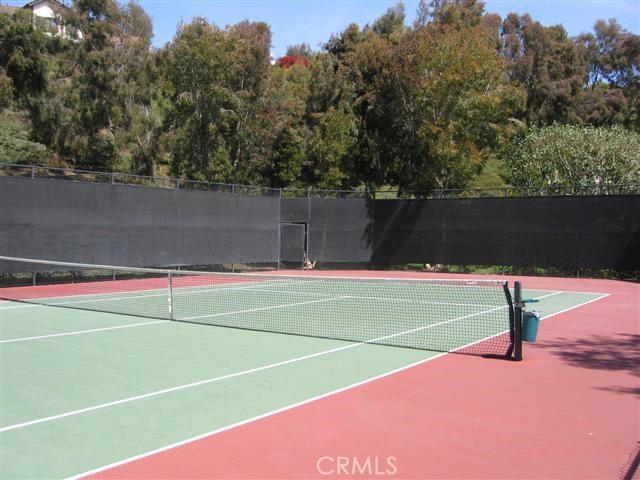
(348, 294, 502, 309)
(0, 289, 546, 343)
(0, 302, 507, 433)
(0, 296, 347, 344)
(0, 280, 316, 311)
(519, 287, 611, 296)
(1, 278, 305, 303)
(1, 281, 512, 313)
(0, 321, 166, 344)
(442, 290, 564, 351)
(65, 290, 611, 480)
(0, 302, 46, 311)
(179, 297, 349, 322)
(251, 291, 503, 309)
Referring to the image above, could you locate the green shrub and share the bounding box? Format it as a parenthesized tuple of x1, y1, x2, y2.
(504, 125, 640, 187)
(0, 71, 13, 110)
(0, 109, 47, 163)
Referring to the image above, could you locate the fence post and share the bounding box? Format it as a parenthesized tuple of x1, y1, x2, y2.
(31, 166, 36, 179)
(176, 179, 180, 189)
(110, 173, 115, 185)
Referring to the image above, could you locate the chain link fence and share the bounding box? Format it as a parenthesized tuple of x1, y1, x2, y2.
(2, 163, 638, 199)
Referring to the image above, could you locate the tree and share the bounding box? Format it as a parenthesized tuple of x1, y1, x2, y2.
(261, 63, 311, 187)
(25, 0, 159, 172)
(286, 43, 312, 57)
(504, 125, 640, 187)
(501, 14, 583, 125)
(570, 85, 627, 127)
(427, 0, 485, 29)
(113, 1, 161, 175)
(370, 2, 406, 40)
(619, 33, 640, 130)
(276, 56, 310, 69)
(308, 107, 358, 189)
(389, 25, 525, 191)
(162, 18, 273, 183)
(0, 10, 49, 105)
(577, 20, 624, 89)
(574, 20, 638, 129)
(58, 0, 123, 169)
(319, 15, 399, 189)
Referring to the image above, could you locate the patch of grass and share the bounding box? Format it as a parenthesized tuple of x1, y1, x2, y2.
(469, 157, 508, 190)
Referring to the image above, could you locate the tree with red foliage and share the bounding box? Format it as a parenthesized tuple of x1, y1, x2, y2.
(276, 55, 310, 68)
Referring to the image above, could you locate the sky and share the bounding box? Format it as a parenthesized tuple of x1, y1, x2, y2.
(6, 0, 640, 57)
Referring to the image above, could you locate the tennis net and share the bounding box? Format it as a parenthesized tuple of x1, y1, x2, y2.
(0, 256, 521, 359)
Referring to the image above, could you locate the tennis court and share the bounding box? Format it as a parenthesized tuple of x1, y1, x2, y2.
(0, 259, 609, 479)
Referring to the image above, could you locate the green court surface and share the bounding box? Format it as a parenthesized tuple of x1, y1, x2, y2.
(0, 286, 604, 479)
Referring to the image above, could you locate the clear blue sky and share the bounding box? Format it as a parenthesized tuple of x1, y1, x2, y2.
(6, 0, 640, 57)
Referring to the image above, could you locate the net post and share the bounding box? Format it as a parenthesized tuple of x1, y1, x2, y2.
(168, 270, 174, 320)
(513, 281, 523, 361)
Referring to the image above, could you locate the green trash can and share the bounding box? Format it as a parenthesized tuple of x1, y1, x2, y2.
(522, 310, 540, 342)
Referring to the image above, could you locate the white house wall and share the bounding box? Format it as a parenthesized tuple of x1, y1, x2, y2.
(32, 3, 56, 19)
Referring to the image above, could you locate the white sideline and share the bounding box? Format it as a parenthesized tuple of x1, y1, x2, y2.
(0, 301, 508, 433)
(0, 320, 166, 344)
(65, 291, 611, 480)
(0, 280, 315, 311)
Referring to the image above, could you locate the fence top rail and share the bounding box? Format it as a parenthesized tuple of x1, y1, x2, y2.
(0, 163, 280, 196)
(1, 163, 638, 199)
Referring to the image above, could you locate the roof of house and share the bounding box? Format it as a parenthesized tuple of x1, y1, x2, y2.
(22, 0, 68, 10)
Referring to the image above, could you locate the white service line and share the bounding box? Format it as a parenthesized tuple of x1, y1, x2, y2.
(65, 290, 611, 480)
(347, 294, 502, 308)
(0, 301, 506, 433)
(528, 291, 564, 301)
(0, 321, 166, 344)
(180, 296, 349, 321)
(519, 287, 611, 296)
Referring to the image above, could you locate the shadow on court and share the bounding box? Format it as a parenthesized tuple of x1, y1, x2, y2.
(538, 333, 640, 396)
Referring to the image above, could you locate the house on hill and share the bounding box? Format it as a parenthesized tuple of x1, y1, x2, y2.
(1, 0, 80, 39)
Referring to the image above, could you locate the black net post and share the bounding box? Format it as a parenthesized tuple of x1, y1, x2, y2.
(513, 281, 523, 361)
